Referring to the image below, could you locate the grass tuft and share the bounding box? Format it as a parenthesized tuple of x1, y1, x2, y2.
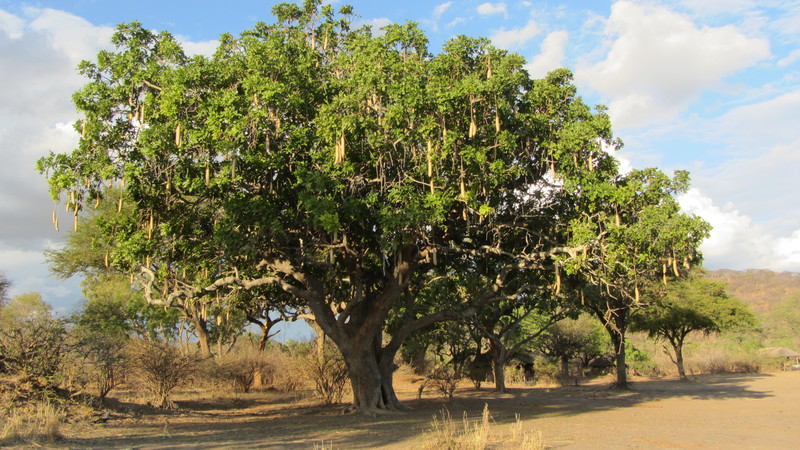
(1, 400, 64, 445)
(422, 403, 543, 449)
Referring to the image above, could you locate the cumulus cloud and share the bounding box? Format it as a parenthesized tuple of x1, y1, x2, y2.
(524, 30, 568, 78)
(0, 10, 25, 37)
(477, 2, 508, 17)
(679, 189, 800, 271)
(575, 1, 770, 129)
(490, 18, 539, 50)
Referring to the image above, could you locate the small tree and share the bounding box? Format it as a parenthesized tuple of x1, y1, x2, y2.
(631, 273, 758, 379)
(127, 340, 196, 409)
(0, 293, 66, 390)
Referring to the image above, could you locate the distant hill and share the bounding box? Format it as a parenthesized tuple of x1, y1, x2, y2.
(706, 269, 800, 313)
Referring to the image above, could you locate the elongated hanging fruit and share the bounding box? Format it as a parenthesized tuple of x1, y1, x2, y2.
(175, 123, 181, 147)
(495, 110, 501, 133)
(469, 117, 477, 138)
(554, 267, 562, 295)
(427, 140, 434, 194)
(673, 257, 680, 277)
(662, 263, 668, 285)
(117, 196, 123, 213)
(148, 213, 154, 240)
(635, 285, 640, 303)
(205, 164, 210, 186)
(334, 131, 346, 164)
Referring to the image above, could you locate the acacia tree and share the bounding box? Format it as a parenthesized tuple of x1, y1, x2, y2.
(38, 2, 626, 412)
(564, 169, 711, 388)
(631, 272, 757, 379)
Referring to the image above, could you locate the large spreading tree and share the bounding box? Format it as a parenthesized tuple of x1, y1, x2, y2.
(37, 0, 707, 411)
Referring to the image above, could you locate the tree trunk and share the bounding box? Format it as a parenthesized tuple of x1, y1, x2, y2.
(560, 356, 570, 378)
(672, 341, 686, 380)
(307, 318, 326, 359)
(339, 334, 404, 413)
(611, 332, 628, 388)
(491, 345, 508, 393)
(192, 316, 211, 358)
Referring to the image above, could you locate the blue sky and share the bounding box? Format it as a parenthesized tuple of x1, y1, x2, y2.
(1, 0, 799, 315)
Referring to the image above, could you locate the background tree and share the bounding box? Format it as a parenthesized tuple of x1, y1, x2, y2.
(0, 293, 66, 389)
(631, 272, 758, 379)
(537, 313, 608, 377)
(472, 295, 568, 392)
(565, 169, 711, 388)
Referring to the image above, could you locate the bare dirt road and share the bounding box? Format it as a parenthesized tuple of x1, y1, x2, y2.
(59, 371, 800, 449)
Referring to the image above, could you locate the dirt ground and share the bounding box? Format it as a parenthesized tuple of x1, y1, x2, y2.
(52, 370, 800, 449)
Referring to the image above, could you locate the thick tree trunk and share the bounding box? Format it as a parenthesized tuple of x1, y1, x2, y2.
(340, 336, 404, 413)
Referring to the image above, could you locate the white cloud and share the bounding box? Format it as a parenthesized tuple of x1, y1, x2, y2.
(433, 2, 453, 20)
(524, 30, 568, 78)
(177, 37, 218, 57)
(677, 0, 757, 17)
(477, 2, 508, 17)
(778, 48, 800, 67)
(447, 17, 466, 29)
(490, 19, 539, 50)
(0, 9, 25, 38)
(575, 1, 770, 129)
(27, 8, 114, 64)
(679, 189, 800, 271)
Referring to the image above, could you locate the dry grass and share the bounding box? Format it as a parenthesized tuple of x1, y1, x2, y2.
(422, 404, 544, 450)
(0, 400, 64, 445)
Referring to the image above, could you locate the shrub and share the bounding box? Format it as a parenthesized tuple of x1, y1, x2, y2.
(0, 319, 66, 389)
(298, 345, 349, 405)
(205, 350, 274, 393)
(533, 358, 562, 386)
(428, 364, 463, 400)
(126, 339, 196, 409)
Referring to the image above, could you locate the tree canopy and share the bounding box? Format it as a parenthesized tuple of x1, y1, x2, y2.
(37, 0, 708, 411)
(631, 272, 757, 379)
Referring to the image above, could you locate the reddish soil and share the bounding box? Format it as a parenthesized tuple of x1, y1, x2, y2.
(51, 371, 800, 448)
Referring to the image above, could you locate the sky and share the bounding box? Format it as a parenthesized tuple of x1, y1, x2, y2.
(0, 0, 799, 315)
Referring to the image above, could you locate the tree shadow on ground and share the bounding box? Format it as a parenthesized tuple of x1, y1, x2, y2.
(63, 373, 778, 449)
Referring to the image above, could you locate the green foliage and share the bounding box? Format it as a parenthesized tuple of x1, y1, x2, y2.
(631, 273, 758, 345)
(536, 314, 608, 375)
(0, 294, 66, 389)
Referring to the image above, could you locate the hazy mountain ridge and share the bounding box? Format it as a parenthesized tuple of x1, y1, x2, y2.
(706, 269, 800, 313)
